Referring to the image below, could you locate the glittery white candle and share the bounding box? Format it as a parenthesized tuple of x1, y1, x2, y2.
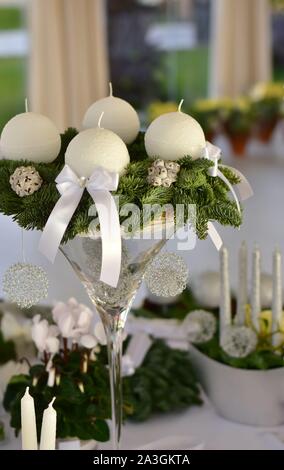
(251, 246, 261, 331)
(235, 241, 248, 325)
(272, 248, 283, 347)
(219, 246, 231, 339)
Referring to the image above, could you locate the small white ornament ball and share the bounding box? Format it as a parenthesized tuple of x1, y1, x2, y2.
(82, 85, 140, 145)
(65, 127, 130, 178)
(0, 112, 61, 163)
(191, 271, 221, 309)
(145, 106, 206, 161)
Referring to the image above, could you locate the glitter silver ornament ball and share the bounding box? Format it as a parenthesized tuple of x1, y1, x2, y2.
(221, 325, 257, 358)
(183, 310, 217, 343)
(3, 262, 49, 308)
(145, 252, 188, 297)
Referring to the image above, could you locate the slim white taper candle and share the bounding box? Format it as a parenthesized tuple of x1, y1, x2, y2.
(21, 387, 38, 450)
(251, 245, 261, 331)
(219, 246, 231, 339)
(235, 241, 248, 325)
(272, 248, 283, 347)
(39, 397, 57, 450)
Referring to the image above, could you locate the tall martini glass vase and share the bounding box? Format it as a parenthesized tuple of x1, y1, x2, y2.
(60, 234, 167, 449)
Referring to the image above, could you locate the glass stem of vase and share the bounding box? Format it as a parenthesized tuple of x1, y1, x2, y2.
(105, 323, 124, 450)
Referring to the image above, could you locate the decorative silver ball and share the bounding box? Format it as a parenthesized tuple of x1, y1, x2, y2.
(3, 262, 49, 308)
(9, 166, 43, 197)
(191, 271, 221, 308)
(221, 325, 257, 358)
(145, 252, 188, 297)
(183, 310, 217, 343)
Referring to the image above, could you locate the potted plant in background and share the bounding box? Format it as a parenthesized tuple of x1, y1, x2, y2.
(3, 298, 203, 449)
(222, 98, 253, 156)
(250, 81, 284, 143)
(191, 99, 223, 142)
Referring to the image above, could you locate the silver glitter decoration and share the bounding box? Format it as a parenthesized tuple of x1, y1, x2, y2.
(145, 252, 188, 297)
(3, 262, 49, 308)
(147, 159, 180, 187)
(221, 325, 258, 358)
(10, 166, 43, 197)
(183, 310, 217, 344)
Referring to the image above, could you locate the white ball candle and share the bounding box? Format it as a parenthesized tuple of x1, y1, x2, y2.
(65, 116, 130, 178)
(0, 111, 61, 163)
(82, 83, 140, 145)
(145, 100, 206, 161)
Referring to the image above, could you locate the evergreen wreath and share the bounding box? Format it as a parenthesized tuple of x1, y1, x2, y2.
(0, 129, 242, 242)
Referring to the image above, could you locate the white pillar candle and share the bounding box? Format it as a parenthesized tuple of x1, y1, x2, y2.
(235, 241, 248, 325)
(21, 387, 38, 450)
(39, 397, 57, 450)
(251, 245, 261, 331)
(272, 248, 283, 347)
(219, 246, 231, 340)
(0, 100, 61, 163)
(82, 83, 140, 144)
(145, 99, 206, 161)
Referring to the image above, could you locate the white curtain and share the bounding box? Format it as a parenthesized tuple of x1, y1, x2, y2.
(209, 0, 272, 97)
(28, 0, 109, 131)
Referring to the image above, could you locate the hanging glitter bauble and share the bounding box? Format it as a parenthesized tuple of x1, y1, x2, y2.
(183, 310, 217, 344)
(3, 262, 49, 308)
(221, 325, 257, 358)
(145, 252, 188, 297)
(10, 166, 43, 197)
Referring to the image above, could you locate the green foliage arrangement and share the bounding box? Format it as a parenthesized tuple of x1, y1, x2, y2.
(134, 289, 284, 371)
(4, 337, 202, 441)
(0, 129, 241, 242)
(124, 340, 202, 421)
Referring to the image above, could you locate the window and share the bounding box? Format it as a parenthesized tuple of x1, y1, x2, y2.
(0, 2, 27, 131)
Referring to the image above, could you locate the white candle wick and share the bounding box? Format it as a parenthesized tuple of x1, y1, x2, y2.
(109, 82, 113, 97)
(98, 111, 104, 129)
(49, 397, 56, 407)
(25, 98, 29, 113)
(178, 99, 184, 113)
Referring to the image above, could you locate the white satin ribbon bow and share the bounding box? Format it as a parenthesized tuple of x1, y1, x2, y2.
(39, 164, 121, 288)
(204, 141, 253, 250)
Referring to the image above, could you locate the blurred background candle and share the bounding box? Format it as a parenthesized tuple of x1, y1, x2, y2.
(39, 397, 57, 450)
(251, 245, 261, 331)
(219, 246, 231, 340)
(272, 248, 283, 347)
(21, 387, 38, 450)
(235, 241, 248, 325)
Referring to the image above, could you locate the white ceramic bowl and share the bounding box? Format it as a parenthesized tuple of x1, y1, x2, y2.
(190, 345, 284, 427)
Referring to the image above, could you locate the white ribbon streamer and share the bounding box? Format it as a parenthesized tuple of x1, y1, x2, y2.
(122, 332, 153, 377)
(204, 141, 253, 208)
(203, 141, 253, 251)
(39, 165, 121, 288)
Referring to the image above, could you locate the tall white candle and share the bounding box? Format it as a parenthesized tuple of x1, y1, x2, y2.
(21, 387, 38, 450)
(40, 397, 57, 450)
(272, 248, 283, 347)
(251, 245, 261, 331)
(219, 246, 231, 339)
(235, 241, 248, 325)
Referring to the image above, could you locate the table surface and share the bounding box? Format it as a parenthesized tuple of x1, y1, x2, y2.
(2, 396, 284, 450)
